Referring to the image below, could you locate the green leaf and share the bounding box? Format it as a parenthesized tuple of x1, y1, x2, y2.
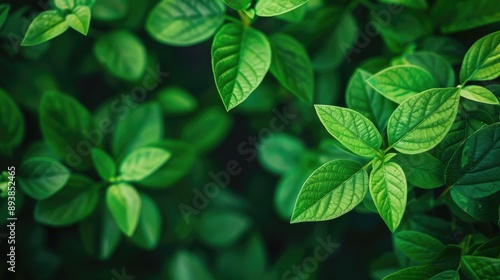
(404, 51, 455, 88)
(112, 103, 163, 159)
(79, 206, 121, 260)
(291, 160, 368, 223)
(419, 36, 466, 65)
(21, 10, 69, 46)
(383, 266, 443, 280)
(393, 153, 445, 189)
(438, 0, 500, 33)
(394, 230, 446, 263)
(315, 105, 382, 158)
(313, 11, 358, 71)
(18, 157, 70, 200)
(91, 0, 128, 21)
(461, 256, 500, 280)
(93, 30, 146, 81)
(169, 251, 215, 280)
(91, 148, 116, 182)
(460, 31, 500, 83)
(216, 235, 267, 280)
(138, 140, 197, 188)
(460, 85, 500, 105)
(275, 166, 314, 220)
(198, 210, 251, 247)
(430, 270, 460, 280)
(448, 188, 498, 222)
(119, 147, 171, 182)
(435, 115, 468, 164)
(181, 107, 232, 152)
(369, 158, 407, 232)
(129, 193, 161, 249)
(212, 23, 271, 111)
(255, 0, 309, 17)
(387, 88, 461, 154)
(473, 236, 500, 258)
(0, 88, 24, 149)
(446, 123, 500, 198)
(55, 0, 75, 10)
(34, 175, 99, 226)
(346, 69, 397, 131)
(146, 0, 225, 46)
(0, 4, 10, 29)
(269, 33, 314, 103)
(40, 91, 94, 170)
(222, 0, 251, 10)
(276, 3, 307, 22)
(66, 5, 91, 35)
(157, 87, 198, 115)
(257, 133, 305, 175)
(366, 65, 435, 104)
(378, 0, 427, 9)
(106, 183, 142, 236)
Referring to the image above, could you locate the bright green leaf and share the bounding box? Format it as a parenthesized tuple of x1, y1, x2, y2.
(146, 0, 225, 46)
(119, 147, 171, 182)
(93, 30, 146, 81)
(21, 10, 69, 46)
(446, 123, 500, 198)
(429, 270, 459, 280)
(66, 5, 91, 35)
(0, 88, 24, 149)
(461, 255, 500, 280)
(291, 160, 368, 223)
(18, 157, 70, 200)
(315, 105, 382, 158)
(212, 23, 271, 111)
(106, 183, 142, 236)
(460, 31, 500, 83)
(35, 175, 99, 226)
(269, 33, 314, 103)
(366, 65, 435, 104)
(198, 210, 251, 247)
(393, 153, 445, 189)
(460, 85, 500, 105)
(55, 0, 75, 10)
(130, 193, 161, 249)
(256, 0, 308, 17)
(388, 88, 461, 154)
(369, 159, 407, 231)
(394, 230, 446, 263)
(346, 69, 397, 131)
(91, 148, 116, 182)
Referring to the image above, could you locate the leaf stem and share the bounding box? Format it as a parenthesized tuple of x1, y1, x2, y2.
(238, 10, 251, 27)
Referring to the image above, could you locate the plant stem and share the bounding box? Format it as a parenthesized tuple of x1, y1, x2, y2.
(238, 10, 251, 27)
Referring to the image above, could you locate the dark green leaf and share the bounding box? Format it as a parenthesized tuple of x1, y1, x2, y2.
(91, 148, 116, 182)
(35, 175, 99, 226)
(394, 230, 446, 263)
(129, 193, 161, 249)
(393, 153, 445, 189)
(181, 107, 232, 152)
(0, 88, 24, 149)
(461, 255, 500, 280)
(269, 33, 314, 103)
(18, 157, 70, 200)
(198, 210, 251, 247)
